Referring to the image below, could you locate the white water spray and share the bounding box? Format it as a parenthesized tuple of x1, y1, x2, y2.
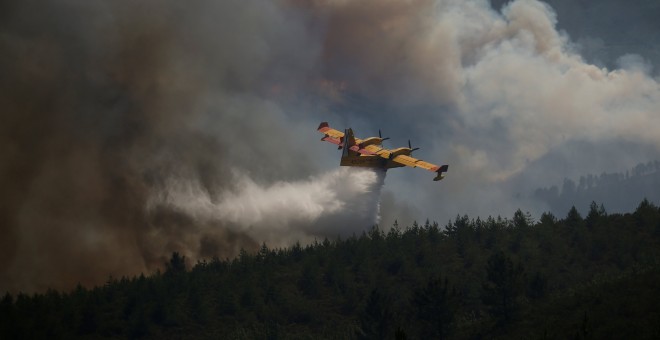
(150, 167, 387, 248)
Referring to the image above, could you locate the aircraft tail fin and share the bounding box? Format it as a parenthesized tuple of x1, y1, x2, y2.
(346, 128, 356, 147)
(339, 128, 357, 149)
(432, 164, 449, 181)
(341, 129, 350, 158)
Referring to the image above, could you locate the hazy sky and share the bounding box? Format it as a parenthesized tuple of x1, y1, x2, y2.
(2, 0, 659, 292)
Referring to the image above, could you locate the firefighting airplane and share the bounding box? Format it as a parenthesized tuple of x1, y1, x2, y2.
(318, 122, 449, 181)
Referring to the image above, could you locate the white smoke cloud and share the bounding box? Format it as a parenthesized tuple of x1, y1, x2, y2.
(382, 1, 650, 170)
(394, 0, 660, 219)
(150, 167, 386, 249)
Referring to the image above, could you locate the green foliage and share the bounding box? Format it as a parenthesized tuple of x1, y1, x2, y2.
(413, 276, 455, 339)
(357, 288, 392, 339)
(482, 252, 524, 325)
(2, 199, 660, 338)
(165, 252, 186, 276)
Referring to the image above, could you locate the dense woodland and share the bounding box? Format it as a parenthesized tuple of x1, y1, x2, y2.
(2, 199, 660, 339)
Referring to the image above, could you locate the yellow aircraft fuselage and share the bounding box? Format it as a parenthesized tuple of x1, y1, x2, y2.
(340, 148, 412, 169)
(340, 155, 406, 169)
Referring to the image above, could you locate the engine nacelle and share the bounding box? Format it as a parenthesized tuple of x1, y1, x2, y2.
(389, 147, 412, 158)
(358, 137, 385, 148)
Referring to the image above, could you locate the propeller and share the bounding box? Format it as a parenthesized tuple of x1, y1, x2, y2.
(408, 140, 420, 153)
(379, 129, 390, 142)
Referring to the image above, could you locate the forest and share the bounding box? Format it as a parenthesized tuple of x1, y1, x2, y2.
(2, 199, 660, 339)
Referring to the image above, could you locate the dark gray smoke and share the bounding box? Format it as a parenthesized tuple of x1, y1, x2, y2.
(2, 0, 660, 293)
(0, 0, 323, 293)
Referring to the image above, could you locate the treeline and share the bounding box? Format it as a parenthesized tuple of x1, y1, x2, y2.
(2, 200, 660, 339)
(535, 160, 660, 215)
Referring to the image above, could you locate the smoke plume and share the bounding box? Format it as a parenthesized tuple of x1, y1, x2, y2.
(0, 0, 321, 293)
(2, 0, 660, 292)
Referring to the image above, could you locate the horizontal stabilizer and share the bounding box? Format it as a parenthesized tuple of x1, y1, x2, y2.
(318, 122, 330, 132)
(432, 164, 449, 181)
(321, 136, 341, 145)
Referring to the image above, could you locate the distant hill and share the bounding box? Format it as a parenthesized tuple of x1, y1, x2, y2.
(534, 161, 660, 215)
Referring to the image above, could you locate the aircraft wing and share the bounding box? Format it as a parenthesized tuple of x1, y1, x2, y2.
(318, 122, 344, 139)
(391, 155, 435, 169)
(318, 122, 346, 146)
(318, 122, 370, 151)
(390, 154, 449, 181)
(362, 144, 448, 181)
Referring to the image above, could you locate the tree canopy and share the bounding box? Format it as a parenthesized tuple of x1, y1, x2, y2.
(2, 199, 660, 338)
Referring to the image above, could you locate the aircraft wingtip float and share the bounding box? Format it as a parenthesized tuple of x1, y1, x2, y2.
(318, 122, 449, 182)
